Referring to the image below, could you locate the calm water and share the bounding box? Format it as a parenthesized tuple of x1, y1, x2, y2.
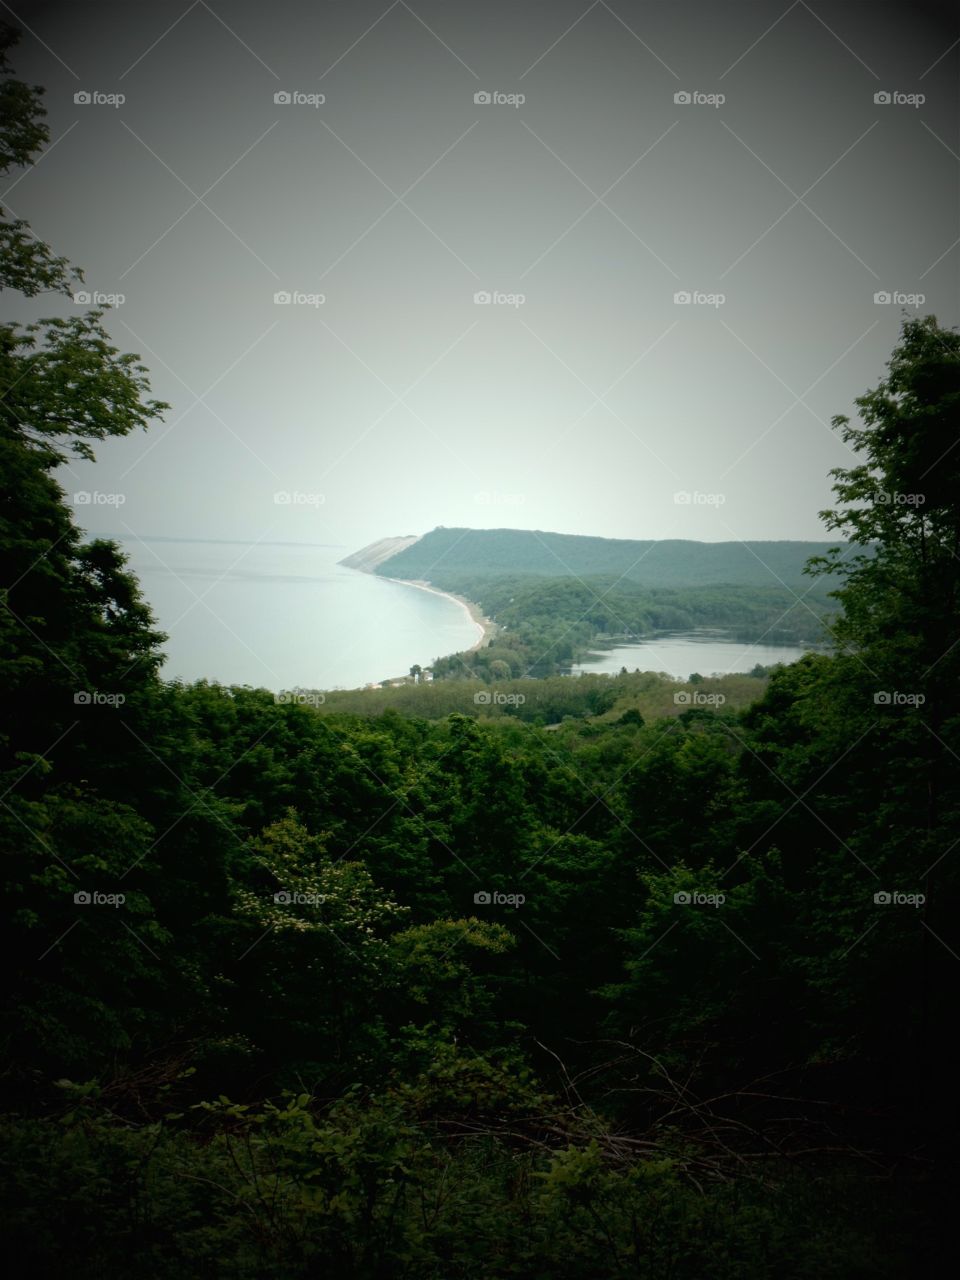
(118, 538, 481, 690)
(570, 630, 811, 679)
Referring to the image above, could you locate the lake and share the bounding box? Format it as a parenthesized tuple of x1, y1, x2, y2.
(570, 630, 812, 679)
(114, 540, 811, 689)
(116, 538, 481, 690)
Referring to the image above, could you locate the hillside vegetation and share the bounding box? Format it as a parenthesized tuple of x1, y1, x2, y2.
(427, 574, 831, 679)
(1, 42, 956, 1278)
(374, 527, 843, 587)
(317, 667, 773, 722)
(359, 531, 841, 680)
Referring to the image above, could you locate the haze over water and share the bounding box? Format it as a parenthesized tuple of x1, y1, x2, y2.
(117, 538, 810, 688)
(118, 538, 481, 690)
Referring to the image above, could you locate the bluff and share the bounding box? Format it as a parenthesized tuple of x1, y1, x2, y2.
(348, 527, 842, 589)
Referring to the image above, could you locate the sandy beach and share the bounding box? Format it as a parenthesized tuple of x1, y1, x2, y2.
(386, 577, 497, 655)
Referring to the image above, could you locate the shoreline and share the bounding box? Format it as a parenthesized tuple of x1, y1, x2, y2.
(385, 576, 497, 655)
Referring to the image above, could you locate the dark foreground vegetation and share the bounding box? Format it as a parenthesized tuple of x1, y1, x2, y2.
(2, 31, 959, 1278)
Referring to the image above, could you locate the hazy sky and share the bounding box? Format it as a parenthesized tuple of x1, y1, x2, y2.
(6, 0, 959, 548)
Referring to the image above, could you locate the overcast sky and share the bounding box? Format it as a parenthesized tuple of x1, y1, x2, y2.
(6, 0, 959, 549)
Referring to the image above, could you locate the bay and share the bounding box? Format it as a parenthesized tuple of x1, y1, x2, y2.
(570, 630, 813, 679)
(116, 538, 481, 690)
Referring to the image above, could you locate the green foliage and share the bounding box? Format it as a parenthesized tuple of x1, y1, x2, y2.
(426, 574, 830, 679)
(377, 526, 839, 588)
(0, 40, 954, 1272)
(0, 27, 167, 465)
(0, 1099, 922, 1278)
(317, 668, 772, 723)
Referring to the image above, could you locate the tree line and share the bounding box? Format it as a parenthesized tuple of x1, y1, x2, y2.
(2, 30, 958, 1276)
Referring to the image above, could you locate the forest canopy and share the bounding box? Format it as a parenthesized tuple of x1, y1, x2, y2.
(2, 28, 959, 1279)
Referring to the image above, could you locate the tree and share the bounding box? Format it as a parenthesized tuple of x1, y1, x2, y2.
(1, 27, 180, 1073)
(0, 27, 72, 299)
(806, 314, 960, 926)
(231, 811, 407, 1083)
(810, 315, 960, 708)
(0, 26, 168, 465)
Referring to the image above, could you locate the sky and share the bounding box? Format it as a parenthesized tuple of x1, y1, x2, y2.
(5, 0, 959, 550)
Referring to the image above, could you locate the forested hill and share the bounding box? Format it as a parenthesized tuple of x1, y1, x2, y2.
(366, 527, 842, 588)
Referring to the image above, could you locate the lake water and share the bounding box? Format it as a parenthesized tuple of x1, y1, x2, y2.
(115, 541, 811, 689)
(570, 630, 811, 679)
(117, 538, 481, 690)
